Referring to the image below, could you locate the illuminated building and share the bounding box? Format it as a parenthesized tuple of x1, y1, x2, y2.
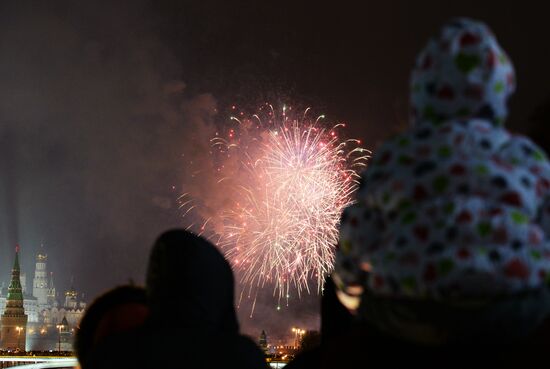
(0, 246, 86, 351)
(57, 316, 71, 351)
(32, 251, 49, 306)
(0, 247, 28, 351)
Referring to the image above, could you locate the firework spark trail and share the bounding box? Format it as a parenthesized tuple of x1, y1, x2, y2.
(181, 104, 369, 311)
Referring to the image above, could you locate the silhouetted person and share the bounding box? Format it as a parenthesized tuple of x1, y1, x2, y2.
(332, 17, 550, 368)
(87, 229, 267, 369)
(285, 278, 353, 369)
(76, 285, 149, 368)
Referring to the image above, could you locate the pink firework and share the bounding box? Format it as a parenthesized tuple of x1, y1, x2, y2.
(182, 104, 369, 309)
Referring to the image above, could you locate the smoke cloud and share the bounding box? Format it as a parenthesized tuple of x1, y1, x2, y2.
(0, 1, 320, 339)
(0, 1, 217, 294)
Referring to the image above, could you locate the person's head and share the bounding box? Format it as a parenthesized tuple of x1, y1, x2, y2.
(410, 18, 515, 127)
(75, 285, 148, 365)
(146, 229, 238, 333)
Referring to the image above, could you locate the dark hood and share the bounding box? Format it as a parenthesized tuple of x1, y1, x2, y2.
(146, 229, 239, 333)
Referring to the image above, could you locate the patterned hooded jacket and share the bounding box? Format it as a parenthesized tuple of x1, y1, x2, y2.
(335, 18, 550, 303)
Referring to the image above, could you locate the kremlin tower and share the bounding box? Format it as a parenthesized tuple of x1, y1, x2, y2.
(1, 246, 28, 350)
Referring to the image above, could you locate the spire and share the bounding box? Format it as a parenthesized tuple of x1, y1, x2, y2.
(64, 276, 77, 308)
(47, 272, 57, 307)
(65, 276, 76, 297)
(13, 244, 20, 272)
(1, 246, 27, 351)
(48, 272, 55, 289)
(7, 245, 23, 302)
(36, 243, 47, 262)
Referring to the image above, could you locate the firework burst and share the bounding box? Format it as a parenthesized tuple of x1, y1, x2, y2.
(181, 104, 369, 310)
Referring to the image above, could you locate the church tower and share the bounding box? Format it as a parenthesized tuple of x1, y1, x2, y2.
(57, 316, 71, 351)
(32, 247, 49, 306)
(1, 246, 28, 351)
(64, 279, 77, 309)
(47, 272, 57, 306)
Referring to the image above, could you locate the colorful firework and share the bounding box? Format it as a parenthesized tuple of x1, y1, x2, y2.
(180, 104, 369, 310)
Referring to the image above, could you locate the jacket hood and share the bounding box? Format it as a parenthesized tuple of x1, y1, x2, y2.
(410, 18, 515, 127)
(146, 229, 239, 333)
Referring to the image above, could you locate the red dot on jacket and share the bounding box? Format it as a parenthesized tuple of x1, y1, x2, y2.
(504, 259, 529, 280)
(460, 32, 481, 47)
(450, 164, 467, 176)
(500, 192, 522, 207)
(437, 85, 455, 100)
(457, 248, 471, 259)
(456, 210, 473, 223)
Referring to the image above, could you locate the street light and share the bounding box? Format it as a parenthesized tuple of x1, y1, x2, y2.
(15, 326, 22, 350)
(56, 324, 62, 352)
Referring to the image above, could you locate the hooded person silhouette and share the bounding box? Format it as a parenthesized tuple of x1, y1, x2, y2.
(334, 17, 550, 348)
(76, 285, 149, 367)
(86, 230, 267, 369)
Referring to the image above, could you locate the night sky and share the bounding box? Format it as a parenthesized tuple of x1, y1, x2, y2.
(1, 1, 549, 338)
